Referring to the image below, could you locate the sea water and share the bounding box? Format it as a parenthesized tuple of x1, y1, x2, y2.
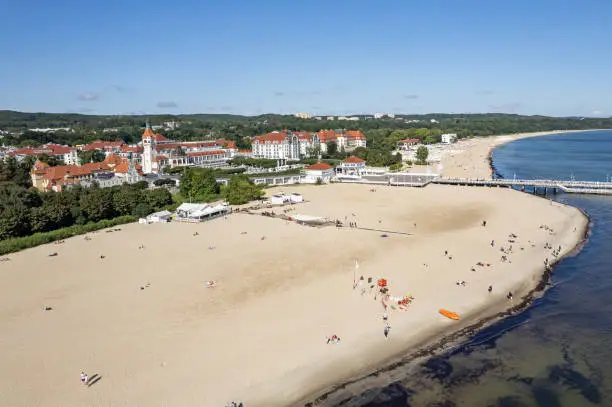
(323, 130, 612, 407)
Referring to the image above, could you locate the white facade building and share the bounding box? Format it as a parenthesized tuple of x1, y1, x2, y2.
(336, 156, 366, 176)
(140, 123, 236, 174)
(251, 131, 318, 160)
(441, 133, 458, 144)
(317, 130, 367, 153)
(304, 162, 335, 183)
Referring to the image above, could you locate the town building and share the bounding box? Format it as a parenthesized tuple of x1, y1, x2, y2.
(374, 113, 396, 119)
(251, 131, 319, 161)
(441, 133, 458, 144)
(397, 138, 421, 150)
(294, 113, 312, 119)
(336, 155, 366, 177)
(8, 143, 80, 165)
(30, 154, 143, 192)
(317, 130, 367, 153)
(140, 123, 236, 174)
(304, 162, 335, 183)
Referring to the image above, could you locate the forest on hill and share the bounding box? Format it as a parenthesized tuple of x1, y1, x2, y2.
(1, 110, 611, 150)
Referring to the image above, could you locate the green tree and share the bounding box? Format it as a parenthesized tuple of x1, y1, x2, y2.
(78, 150, 106, 164)
(133, 202, 153, 218)
(222, 174, 264, 205)
(326, 141, 338, 156)
(144, 188, 173, 208)
(112, 187, 142, 215)
(0, 205, 31, 239)
(30, 207, 51, 233)
(133, 180, 150, 190)
(37, 154, 63, 167)
(389, 163, 403, 172)
(180, 168, 220, 201)
(80, 189, 115, 221)
(236, 136, 252, 150)
(416, 146, 429, 164)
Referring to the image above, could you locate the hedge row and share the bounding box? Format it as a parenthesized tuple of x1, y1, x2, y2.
(0, 215, 137, 256)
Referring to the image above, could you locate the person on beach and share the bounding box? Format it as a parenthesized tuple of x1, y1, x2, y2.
(384, 324, 391, 339)
(488, 285, 493, 294)
(80, 372, 88, 386)
(482, 220, 487, 227)
(507, 291, 513, 300)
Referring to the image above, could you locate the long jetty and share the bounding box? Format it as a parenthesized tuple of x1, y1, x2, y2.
(431, 178, 612, 195)
(351, 174, 612, 195)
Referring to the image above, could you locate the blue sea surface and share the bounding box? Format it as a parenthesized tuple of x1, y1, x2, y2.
(324, 130, 612, 407)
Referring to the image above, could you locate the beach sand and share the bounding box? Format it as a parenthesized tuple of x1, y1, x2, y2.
(0, 167, 587, 406)
(403, 130, 593, 179)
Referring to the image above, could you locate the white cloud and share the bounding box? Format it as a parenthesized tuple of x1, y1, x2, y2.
(77, 92, 99, 101)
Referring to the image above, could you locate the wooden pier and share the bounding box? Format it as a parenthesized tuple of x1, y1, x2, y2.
(431, 178, 612, 195)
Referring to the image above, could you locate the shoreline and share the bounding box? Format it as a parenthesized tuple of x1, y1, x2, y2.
(0, 131, 596, 407)
(301, 208, 591, 407)
(300, 131, 593, 406)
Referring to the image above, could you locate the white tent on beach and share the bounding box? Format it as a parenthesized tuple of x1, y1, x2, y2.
(293, 214, 327, 225)
(175, 202, 231, 222)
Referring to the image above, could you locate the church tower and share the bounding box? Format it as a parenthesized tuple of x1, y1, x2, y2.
(142, 121, 157, 174)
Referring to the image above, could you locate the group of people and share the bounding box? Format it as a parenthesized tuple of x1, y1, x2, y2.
(326, 334, 341, 344)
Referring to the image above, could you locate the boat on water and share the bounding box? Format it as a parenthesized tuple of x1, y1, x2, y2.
(439, 309, 460, 320)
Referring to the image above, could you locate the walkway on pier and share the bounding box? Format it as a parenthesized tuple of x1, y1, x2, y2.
(431, 178, 612, 195)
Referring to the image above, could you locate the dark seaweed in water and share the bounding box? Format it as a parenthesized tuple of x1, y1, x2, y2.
(548, 364, 601, 403)
(427, 401, 456, 407)
(531, 385, 562, 407)
(336, 382, 412, 407)
(421, 357, 453, 382)
(492, 396, 530, 407)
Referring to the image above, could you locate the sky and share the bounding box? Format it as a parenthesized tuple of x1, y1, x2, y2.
(1, 0, 611, 117)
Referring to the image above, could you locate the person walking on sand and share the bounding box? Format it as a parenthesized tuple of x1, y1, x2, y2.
(384, 324, 391, 339)
(488, 285, 493, 294)
(80, 372, 89, 386)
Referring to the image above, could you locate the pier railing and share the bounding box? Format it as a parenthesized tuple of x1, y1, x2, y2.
(432, 178, 612, 194)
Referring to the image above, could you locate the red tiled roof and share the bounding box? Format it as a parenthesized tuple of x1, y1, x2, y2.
(114, 160, 142, 174)
(343, 156, 365, 163)
(154, 155, 168, 162)
(32, 160, 50, 174)
(39, 162, 110, 181)
(103, 154, 123, 165)
(306, 162, 333, 171)
(253, 132, 287, 143)
(142, 127, 170, 142)
(345, 130, 365, 140)
(121, 145, 143, 153)
(237, 149, 252, 153)
(398, 138, 420, 144)
(83, 140, 124, 151)
(151, 133, 170, 142)
(187, 150, 226, 157)
(156, 143, 182, 151)
(316, 130, 337, 142)
(180, 141, 218, 148)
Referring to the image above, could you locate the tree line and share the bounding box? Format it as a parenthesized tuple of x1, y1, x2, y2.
(180, 167, 264, 205)
(3, 111, 611, 151)
(0, 157, 173, 240)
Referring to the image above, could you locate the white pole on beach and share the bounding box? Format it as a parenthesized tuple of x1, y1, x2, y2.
(354, 260, 359, 288)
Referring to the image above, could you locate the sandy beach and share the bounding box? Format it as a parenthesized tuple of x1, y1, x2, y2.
(0, 133, 589, 407)
(437, 130, 598, 179)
